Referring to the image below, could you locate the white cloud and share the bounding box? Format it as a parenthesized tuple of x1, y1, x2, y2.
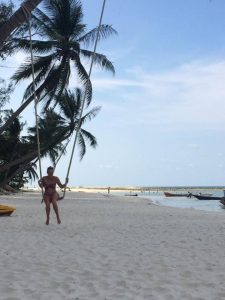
(99, 163, 119, 169)
(3, 51, 225, 132)
(187, 143, 199, 149)
(92, 59, 225, 131)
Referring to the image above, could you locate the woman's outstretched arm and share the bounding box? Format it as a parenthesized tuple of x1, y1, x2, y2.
(56, 177, 68, 189)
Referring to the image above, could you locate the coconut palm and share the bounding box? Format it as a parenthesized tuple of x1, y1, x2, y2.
(28, 88, 100, 162)
(54, 88, 100, 159)
(0, 0, 116, 134)
(0, 88, 100, 185)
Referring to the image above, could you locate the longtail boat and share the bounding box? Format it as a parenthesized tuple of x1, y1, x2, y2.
(193, 195, 224, 201)
(164, 192, 188, 197)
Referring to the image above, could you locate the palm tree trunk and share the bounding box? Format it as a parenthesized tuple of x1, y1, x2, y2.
(0, 130, 68, 172)
(0, 149, 38, 173)
(0, 0, 43, 48)
(0, 162, 32, 188)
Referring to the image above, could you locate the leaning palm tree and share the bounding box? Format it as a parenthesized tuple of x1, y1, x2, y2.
(0, 0, 116, 134)
(28, 88, 101, 163)
(0, 88, 100, 184)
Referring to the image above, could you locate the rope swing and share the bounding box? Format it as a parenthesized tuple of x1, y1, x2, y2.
(25, 7, 44, 200)
(26, 0, 107, 201)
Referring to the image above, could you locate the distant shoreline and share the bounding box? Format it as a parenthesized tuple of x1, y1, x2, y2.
(64, 186, 225, 191)
(22, 186, 225, 193)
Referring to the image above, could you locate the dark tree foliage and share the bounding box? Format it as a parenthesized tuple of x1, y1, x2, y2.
(0, 78, 13, 109)
(0, 0, 117, 134)
(0, 1, 14, 26)
(0, 1, 112, 188)
(0, 88, 100, 188)
(0, 1, 15, 58)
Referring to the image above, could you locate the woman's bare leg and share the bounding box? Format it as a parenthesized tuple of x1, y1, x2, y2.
(52, 193, 61, 224)
(44, 195, 51, 225)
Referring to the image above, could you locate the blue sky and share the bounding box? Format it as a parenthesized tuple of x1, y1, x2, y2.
(3, 0, 225, 187)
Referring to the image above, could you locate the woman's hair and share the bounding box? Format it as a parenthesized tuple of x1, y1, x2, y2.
(47, 166, 54, 172)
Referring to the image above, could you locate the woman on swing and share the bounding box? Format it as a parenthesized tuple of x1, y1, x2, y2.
(38, 166, 68, 225)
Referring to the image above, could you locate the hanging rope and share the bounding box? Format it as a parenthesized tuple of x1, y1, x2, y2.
(60, 0, 107, 200)
(53, 137, 72, 169)
(27, 14, 44, 200)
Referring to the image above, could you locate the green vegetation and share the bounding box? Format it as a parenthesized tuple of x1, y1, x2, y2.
(0, 0, 116, 189)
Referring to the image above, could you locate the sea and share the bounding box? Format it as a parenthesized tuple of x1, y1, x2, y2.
(109, 188, 225, 212)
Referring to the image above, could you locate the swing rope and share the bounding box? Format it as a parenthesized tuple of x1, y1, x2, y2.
(61, 0, 107, 200)
(53, 137, 72, 169)
(25, 0, 107, 201)
(25, 7, 44, 200)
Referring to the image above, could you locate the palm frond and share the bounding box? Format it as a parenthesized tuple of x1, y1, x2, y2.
(32, 8, 62, 40)
(48, 147, 61, 165)
(78, 25, 118, 47)
(43, 56, 71, 109)
(78, 131, 86, 160)
(80, 106, 101, 125)
(80, 49, 115, 75)
(25, 164, 38, 181)
(10, 38, 55, 54)
(53, 138, 71, 168)
(23, 57, 57, 100)
(11, 54, 56, 84)
(80, 128, 97, 148)
(55, 90, 78, 121)
(52, 0, 83, 38)
(65, 1, 86, 38)
(73, 52, 92, 106)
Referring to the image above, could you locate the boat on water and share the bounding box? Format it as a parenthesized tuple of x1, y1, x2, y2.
(164, 192, 189, 197)
(164, 192, 213, 198)
(124, 193, 138, 197)
(0, 204, 15, 216)
(192, 194, 224, 201)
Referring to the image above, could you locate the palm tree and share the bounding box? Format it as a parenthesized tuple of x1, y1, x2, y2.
(53, 88, 100, 160)
(0, 0, 43, 48)
(28, 88, 100, 162)
(0, 88, 100, 186)
(0, 0, 116, 134)
(0, 109, 36, 188)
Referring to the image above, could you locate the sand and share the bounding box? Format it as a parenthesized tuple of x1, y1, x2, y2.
(1, 191, 225, 300)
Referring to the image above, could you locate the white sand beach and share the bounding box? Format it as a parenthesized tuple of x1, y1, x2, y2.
(1, 191, 225, 300)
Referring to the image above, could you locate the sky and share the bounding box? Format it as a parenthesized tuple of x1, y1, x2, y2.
(2, 0, 225, 187)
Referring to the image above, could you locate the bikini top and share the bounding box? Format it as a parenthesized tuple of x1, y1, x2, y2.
(45, 183, 56, 189)
(43, 178, 56, 190)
